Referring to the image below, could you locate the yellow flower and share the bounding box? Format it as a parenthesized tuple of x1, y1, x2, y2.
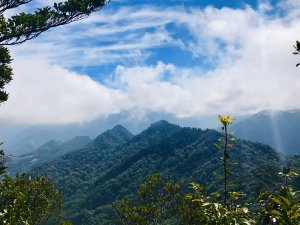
(218, 115, 234, 125)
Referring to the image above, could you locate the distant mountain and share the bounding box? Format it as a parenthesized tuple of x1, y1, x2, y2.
(232, 109, 300, 155)
(6, 136, 91, 174)
(30, 121, 299, 225)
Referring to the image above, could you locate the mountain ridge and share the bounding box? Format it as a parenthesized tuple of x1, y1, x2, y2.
(27, 120, 300, 224)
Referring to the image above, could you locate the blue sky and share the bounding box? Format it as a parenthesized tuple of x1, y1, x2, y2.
(1, 0, 300, 125)
(64, 0, 274, 79)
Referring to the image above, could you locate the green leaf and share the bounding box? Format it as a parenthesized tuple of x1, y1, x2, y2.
(214, 143, 222, 151)
(271, 209, 283, 217)
(279, 196, 291, 209)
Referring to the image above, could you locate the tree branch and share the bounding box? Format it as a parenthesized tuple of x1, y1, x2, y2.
(0, 0, 32, 14)
(0, 0, 111, 46)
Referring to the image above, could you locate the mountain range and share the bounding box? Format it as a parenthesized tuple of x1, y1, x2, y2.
(3, 109, 300, 157)
(0, 112, 219, 155)
(22, 120, 299, 225)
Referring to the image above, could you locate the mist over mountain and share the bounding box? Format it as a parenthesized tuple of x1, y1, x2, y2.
(232, 109, 300, 155)
(6, 136, 91, 175)
(0, 112, 219, 155)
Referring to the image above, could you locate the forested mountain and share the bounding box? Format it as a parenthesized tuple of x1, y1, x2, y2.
(6, 136, 91, 175)
(29, 121, 300, 225)
(232, 110, 300, 155)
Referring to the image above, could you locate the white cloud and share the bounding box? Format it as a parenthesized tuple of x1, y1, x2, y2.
(0, 59, 128, 124)
(103, 3, 300, 117)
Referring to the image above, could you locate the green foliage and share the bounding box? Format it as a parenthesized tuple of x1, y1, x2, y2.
(0, 0, 110, 45)
(179, 183, 254, 225)
(0, 142, 6, 175)
(0, 47, 12, 103)
(114, 174, 255, 225)
(279, 167, 299, 186)
(114, 172, 300, 225)
(113, 174, 181, 225)
(0, 173, 63, 225)
(257, 168, 300, 225)
(0, 149, 64, 224)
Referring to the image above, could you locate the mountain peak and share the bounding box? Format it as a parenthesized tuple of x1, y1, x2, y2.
(111, 124, 129, 132)
(148, 120, 181, 131)
(93, 125, 133, 148)
(136, 120, 181, 141)
(150, 120, 171, 127)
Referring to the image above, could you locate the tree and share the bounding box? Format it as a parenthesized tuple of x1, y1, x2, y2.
(0, 150, 66, 225)
(113, 174, 254, 225)
(113, 174, 181, 225)
(0, 173, 63, 225)
(0, 142, 6, 175)
(0, 0, 111, 104)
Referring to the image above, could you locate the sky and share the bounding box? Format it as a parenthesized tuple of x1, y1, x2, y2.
(1, 0, 300, 125)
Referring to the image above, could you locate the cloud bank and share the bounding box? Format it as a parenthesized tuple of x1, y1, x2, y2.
(0, 60, 127, 124)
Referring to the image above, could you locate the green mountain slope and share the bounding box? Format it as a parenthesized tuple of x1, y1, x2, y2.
(30, 125, 135, 199)
(30, 121, 299, 225)
(73, 129, 287, 224)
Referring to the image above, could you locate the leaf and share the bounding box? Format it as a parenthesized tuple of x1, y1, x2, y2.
(279, 196, 290, 209)
(271, 197, 286, 210)
(291, 212, 300, 220)
(271, 209, 283, 217)
(214, 143, 222, 151)
(212, 192, 221, 197)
